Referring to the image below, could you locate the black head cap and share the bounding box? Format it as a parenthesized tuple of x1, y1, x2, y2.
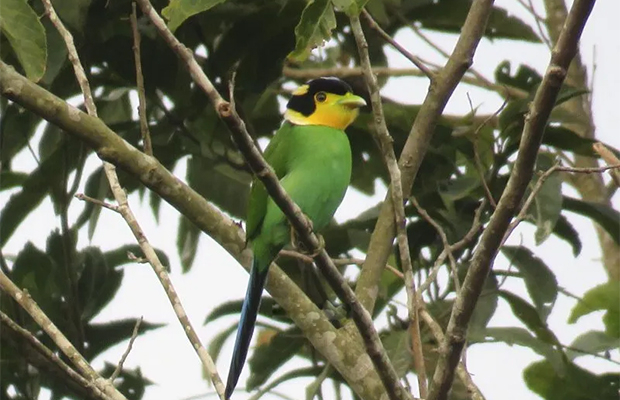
(287, 77, 354, 116)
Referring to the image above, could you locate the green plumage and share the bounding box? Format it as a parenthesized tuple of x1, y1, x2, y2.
(225, 121, 351, 398)
(247, 121, 352, 264)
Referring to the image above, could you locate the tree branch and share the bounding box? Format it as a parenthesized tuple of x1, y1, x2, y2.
(0, 271, 127, 400)
(354, 0, 496, 320)
(350, 12, 427, 398)
(133, 2, 411, 399)
(427, 1, 596, 399)
(0, 311, 111, 400)
(0, 57, 389, 400)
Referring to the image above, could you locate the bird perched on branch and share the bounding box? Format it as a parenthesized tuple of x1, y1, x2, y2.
(225, 77, 366, 399)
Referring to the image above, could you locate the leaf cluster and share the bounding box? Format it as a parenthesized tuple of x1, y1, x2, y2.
(1, 0, 618, 399)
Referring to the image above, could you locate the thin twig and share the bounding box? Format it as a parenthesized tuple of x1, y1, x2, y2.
(593, 143, 620, 186)
(350, 12, 426, 399)
(110, 316, 143, 382)
(419, 308, 486, 400)
(411, 197, 460, 295)
(0, 311, 111, 400)
(504, 161, 620, 244)
(0, 271, 127, 400)
(135, 1, 408, 399)
(471, 100, 508, 209)
(354, 0, 497, 319)
(75, 193, 120, 212)
(417, 200, 486, 296)
(515, 0, 553, 48)
(427, 1, 597, 398)
(400, 13, 521, 101)
(130, 2, 153, 156)
(361, 10, 434, 79)
(42, 0, 225, 396)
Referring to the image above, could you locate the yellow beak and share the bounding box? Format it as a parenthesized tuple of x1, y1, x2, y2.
(337, 93, 367, 109)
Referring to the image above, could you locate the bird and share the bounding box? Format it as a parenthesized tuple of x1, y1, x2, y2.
(225, 77, 366, 399)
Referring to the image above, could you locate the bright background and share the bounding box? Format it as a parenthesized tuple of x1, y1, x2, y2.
(3, 1, 618, 399)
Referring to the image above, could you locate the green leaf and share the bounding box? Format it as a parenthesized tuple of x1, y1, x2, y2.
(177, 215, 201, 273)
(48, 0, 92, 33)
(84, 319, 164, 360)
(247, 327, 305, 390)
(566, 330, 620, 361)
(543, 126, 598, 156)
(288, 0, 337, 62)
(563, 196, 620, 245)
(498, 290, 559, 346)
(77, 247, 124, 321)
(204, 297, 281, 325)
(162, 0, 228, 32)
(0, 0, 47, 81)
(0, 171, 28, 191)
(501, 246, 558, 320)
(332, 0, 369, 15)
(411, 2, 540, 42)
(207, 323, 239, 363)
(0, 103, 40, 166)
(568, 281, 619, 339)
(495, 60, 542, 91)
(381, 329, 412, 378)
(186, 155, 250, 221)
(549, 215, 582, 256)
(468, 272, 499, 338)
(524, 359, 619, 400)
(0, 137, 81, 247)
(531, 154, 563, 245)
(484, 327, 562, 363)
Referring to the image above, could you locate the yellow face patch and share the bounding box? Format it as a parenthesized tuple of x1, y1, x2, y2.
(285, 92, 365, 130)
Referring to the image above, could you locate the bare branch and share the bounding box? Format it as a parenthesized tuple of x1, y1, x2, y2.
(0, 61, 391, 399)
(356, 0, 496, 323)
(41, 0, 225, 395)
(0, 311, 111, 400)
(75, 193, 120, 212)
(130, 2, 153, 156)
(418, 309, 486, 400)
(134, 1, 407, 399)
(427, 1, 597, 398)
(361, 10, 434, 79)
(0, 271, 127, 400)
(350, 12, 425, 398)
(110, 317, 143, 382)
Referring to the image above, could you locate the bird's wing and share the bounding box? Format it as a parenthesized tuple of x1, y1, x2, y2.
(245, 122, 292, 241)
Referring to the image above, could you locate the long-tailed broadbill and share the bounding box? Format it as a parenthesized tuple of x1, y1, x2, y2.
(225, 77, 366, 399)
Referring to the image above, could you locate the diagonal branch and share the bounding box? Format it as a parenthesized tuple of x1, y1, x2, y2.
(427, 1, 596, 399)
(0, 311, 111, 400)
(0, 271, 127, 400)
(350, 12, 427, 398)
(355, 0, 496, 321)
(133, 2, 410, 399)
(0, 59, 389, 400)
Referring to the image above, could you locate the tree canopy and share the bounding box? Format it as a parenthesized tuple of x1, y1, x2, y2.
(1, 0, 618, 400)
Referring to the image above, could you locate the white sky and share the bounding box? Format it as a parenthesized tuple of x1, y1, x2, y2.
(2, 1, 619, 399)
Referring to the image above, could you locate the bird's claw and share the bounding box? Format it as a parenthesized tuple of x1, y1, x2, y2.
(289, 217, 324, 258)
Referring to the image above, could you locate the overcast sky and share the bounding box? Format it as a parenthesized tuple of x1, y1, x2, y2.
(3, 1, 619, 399)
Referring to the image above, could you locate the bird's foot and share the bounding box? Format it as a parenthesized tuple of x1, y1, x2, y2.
(307, 234, 325, 258)
(289, 220, 324, 258)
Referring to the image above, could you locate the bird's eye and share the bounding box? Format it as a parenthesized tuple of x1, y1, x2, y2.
(315, 92, 327, 102)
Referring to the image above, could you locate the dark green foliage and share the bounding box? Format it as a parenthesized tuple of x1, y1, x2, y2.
(1, 0, 617, 399)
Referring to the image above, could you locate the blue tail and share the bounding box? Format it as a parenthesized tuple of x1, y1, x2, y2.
(225, 259, 269, 399)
